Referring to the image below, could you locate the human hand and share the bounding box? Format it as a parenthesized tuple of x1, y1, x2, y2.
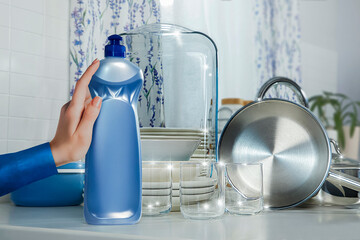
(50, 59, 102, 166)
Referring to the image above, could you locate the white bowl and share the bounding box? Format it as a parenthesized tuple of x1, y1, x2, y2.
(141, 139, 200, 161)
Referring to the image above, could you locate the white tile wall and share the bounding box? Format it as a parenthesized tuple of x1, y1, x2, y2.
(7, 139, 45, 153)
(43, 36, 68, 59)
(9, 96, 53, 119)
(44, 15, 68, 40)
(11, 51, 44, 76)
(0, 26, 10, 49)
(45, 0, 69, 20)
(0, 49, 10, 71)
(0, 140, 7, 154)
(0, 117, 8, 139)
(11, 7, 43, 34)
(10, 73, 68, 100)
(0, 71, 9, 94)
(0, 94, 9, 116)
(8, 117, 51, 141)
(0, 4, 10, 27)
(0, 0, 70, 156)
(11, 0, 44, 13)
(11, 29, 43, 55)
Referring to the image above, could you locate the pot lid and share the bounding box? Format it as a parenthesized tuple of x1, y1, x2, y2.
(332, 153, 360, 168)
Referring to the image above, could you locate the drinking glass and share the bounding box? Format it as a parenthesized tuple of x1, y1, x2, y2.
(225, 163, 263, 215)
(142, 161, 172, 215)
(180, 162, 225, 219)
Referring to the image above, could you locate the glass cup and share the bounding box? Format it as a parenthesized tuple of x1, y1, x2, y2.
(225, 163, 263, 215)
(180, 162, 225, 219)
(142, 161, 172, 216)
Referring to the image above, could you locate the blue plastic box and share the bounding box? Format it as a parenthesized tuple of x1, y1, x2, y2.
(11, 162, 84, 207)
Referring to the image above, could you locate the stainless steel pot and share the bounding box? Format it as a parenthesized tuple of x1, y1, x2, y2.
(305, 140, 360, 207)
(218, 77, 360, 209)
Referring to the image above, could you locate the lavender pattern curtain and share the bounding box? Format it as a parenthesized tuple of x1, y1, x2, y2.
(69, 0, 160, 95)
(254, 0, 302, 101)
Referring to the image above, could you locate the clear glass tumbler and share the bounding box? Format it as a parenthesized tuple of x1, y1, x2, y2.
(142, 161, 172, 216)
(180, 162, 225, 219)
(225, 163, 263, 215)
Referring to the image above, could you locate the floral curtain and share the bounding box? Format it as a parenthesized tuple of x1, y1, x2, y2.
(69, 0, 160, 95)
(253, 0, 302, 101)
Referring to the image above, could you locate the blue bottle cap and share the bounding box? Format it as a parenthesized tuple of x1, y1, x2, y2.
(104, 35, 126, 58)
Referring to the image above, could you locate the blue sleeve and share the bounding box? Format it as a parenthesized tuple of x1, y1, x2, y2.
(0, 143, 58, 197)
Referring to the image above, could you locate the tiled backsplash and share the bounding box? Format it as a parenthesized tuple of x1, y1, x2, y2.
(0, 0, 70, 155)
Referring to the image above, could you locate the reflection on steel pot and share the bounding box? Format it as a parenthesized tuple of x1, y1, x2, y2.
(218, 77, 360, 209)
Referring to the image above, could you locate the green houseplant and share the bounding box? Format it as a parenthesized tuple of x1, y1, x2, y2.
(309, 92, 360, 149)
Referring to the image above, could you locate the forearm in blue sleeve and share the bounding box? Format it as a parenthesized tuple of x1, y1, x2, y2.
(0, 143, 58, 197)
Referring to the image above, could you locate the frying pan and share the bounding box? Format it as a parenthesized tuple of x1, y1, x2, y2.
(218, 77, 360, 209)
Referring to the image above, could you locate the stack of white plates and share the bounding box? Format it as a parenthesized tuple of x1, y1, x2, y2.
(141, 127, 215, 161)
(171, 179, 217, 212)
(140, 127, 216, 211)
(172, 182, 180, 211)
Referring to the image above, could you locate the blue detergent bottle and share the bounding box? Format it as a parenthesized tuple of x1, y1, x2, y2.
(84, 35, 143, 225)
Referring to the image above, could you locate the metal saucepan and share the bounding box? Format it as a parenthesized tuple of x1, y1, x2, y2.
(218, 77, 360, 209)
(304, 140, 360, 207)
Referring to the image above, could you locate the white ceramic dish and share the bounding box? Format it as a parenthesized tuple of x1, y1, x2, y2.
(180, 192, 214, 204)
(142, 182, 172, 189)
(191, 154, 212, 158)
(141, 127, 204, 133)
(172, 190, 179, 196)
(190, 157, 216, 161)
(142, 188, 171, 196)
(141, 139, 200, 161)
(172, 182, 179, 189)
(181, 185, 215, 195)
(181, 179, 217, 188)
(141, 135, 202, 141)
(141, 131, 207, 137)
(171, 187, 215, 197)
(193, 149, 209, 154)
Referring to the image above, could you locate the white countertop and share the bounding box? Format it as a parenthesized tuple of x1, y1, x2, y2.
(0, 202, 360, 240)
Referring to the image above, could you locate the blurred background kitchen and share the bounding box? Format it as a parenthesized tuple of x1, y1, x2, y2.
(0, 0, 359, 195)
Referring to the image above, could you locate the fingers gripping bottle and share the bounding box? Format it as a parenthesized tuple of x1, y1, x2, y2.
(84, 35, 143, 225)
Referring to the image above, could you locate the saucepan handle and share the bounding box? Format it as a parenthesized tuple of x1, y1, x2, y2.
(257, 76, 309, 108)
(330, 138, 343, 156)
(327, 169, 360, 192)
(327, 139, 360, 192)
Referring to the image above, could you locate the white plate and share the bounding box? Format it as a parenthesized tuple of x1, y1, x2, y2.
(142, 188, 171, 196)
(141, 131, 207, 137)
(141, 139, 200, 161)
(141, 135, 202, 141)
(172, 189, 179, 197)
(191, 154, 213, 158)
(193, 149, 209, 154)
(181, 179, 217, 188)
(172, 182, 179, 189)
(141, 127, 205, 133)
(190, 157, 216, 161)
(180, 192, 214, 204)
(181, 185, 215, 195)
(142, 182, 171, 189)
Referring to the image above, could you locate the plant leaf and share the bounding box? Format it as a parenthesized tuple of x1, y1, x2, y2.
(334, 111, 345, 149)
